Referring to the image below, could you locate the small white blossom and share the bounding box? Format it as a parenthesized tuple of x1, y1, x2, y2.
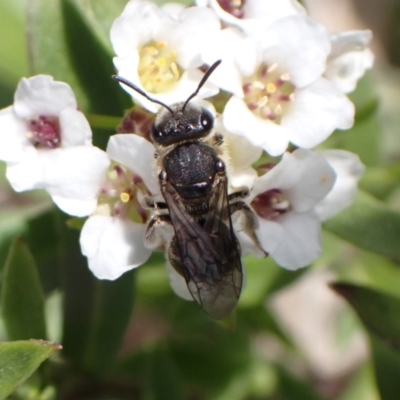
(245, 149, 336, 269)
(203, 16, 354, 156)
(196, 0, 306, 37)
(316, 150, 365, 221)
(110, 0, 220, 112)
(325, 30, 374, 93)
(79, 134, 158, 280)
(0, 75, 109, 216)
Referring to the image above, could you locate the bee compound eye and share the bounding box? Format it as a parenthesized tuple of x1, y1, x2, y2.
(200, 108, 214, 130)
(151, 123, 163, 143)
(159, 170, 167, 182)
(215, 159, 225, 172)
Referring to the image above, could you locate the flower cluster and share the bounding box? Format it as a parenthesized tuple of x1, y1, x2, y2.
(0, 0, 371, 308)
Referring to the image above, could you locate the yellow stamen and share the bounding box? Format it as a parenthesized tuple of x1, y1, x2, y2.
(120, 192, 130, 203)
(267, 83, 276, 93)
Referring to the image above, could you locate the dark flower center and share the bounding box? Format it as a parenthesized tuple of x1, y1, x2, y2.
(243, 63, 295, 123)
(218, 0, 246, 19)
(251, 189, 290, 220)
(28, 116, 61, 149)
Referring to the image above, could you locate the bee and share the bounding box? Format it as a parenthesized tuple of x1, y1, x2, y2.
(113, 61, 258, 319)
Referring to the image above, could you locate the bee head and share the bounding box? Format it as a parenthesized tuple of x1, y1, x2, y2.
(151, 102, 214, 146)
(112, 60, 221, 146)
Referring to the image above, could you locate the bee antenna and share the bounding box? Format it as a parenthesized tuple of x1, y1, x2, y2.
(181, 60, 222, 111)
(112, 75, 174, 114)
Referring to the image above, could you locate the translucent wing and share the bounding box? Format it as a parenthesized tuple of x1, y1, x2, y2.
(162, 171, 243, 320)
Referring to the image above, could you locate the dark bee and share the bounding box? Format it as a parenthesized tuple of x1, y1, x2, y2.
(113, 61, 257, 319)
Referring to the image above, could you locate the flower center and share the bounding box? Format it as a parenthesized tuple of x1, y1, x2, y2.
(251, 189, 290, 220)
(243, 64, 295, 123)
(218, 0, 246, 18)
(138, 41, 181, 94)
(28, 116, 61, 149)
(117, 106, 155, 141)
(99, 164, 148, 222)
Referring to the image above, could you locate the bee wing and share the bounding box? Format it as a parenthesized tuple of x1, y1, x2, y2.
(162, 172, 243, 320)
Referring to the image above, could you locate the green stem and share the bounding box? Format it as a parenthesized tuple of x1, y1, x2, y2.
(86, 113, 122, 129)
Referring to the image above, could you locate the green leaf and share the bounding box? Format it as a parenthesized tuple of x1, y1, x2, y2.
(331, 283, 400, 352)
(360, 165, 400, 200)
(324, 190, 400, 262)
(0, 1, 28, 85)
(237, 305, 292, 347)
(61, 0, 130, 115)
(58, 211, 135, 373)
(26, 209, 63, 294)
(240, 255, 305, 308)
(274, 365, 324, 400)
(369, 334, 400, 400)
(27, 0, 88, 108)
(0, 340, 61, 400)
(83, 270, 136, 374)
(321, 74, 380, 167)
(1, 239, 47, 341)
(59, 216, 96, 366)
(147, 346, 184, 400)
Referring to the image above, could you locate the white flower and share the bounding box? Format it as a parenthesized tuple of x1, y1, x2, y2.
(316, 150, 365, 221)
(211, 109, 262, 191)
(80, 133, 158, 280)
(203, 16, 354, 156)
(325, 30, 374, 94)
(245, 149, 336, 269)
(196, 0, 305, 37)
(0, 75, 109, 216)
(110, 0, 220, 112)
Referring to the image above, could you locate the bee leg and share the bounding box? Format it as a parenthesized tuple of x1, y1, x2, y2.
(230, 201, 267, 257)
(145, 214, 174, 250)
(137, 188, 168, 211)
(228, 188, 250, 202)
(213, 132, 224, 146)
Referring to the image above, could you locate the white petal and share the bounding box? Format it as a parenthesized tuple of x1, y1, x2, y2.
(222, 127, 262, 172)
(223, 96, 290, 156)
(106, 134, 159, 196)
(316, 150, 365, 221)
(0, 106, 30, 163)
(229, 168, 257, 192)
(206, 0, 305, 35)
(51, 195, 99, 217)
(6, 147, 44, 191)
(326, 31, 374, 94)
(251, 152, 301, 199)
(201, 28, 256, 96)
(255, 218, 285, 255)
(42, 146, 110, 216)
(161, 3, 185, 19)
(195, 0, 208, 6)
(110, 1, 162, 56)
(259, 16, 331, 88)
(286, 149, 336, 212)
(80, 215, 151, 280)
(60, 109, 92, 148)
(170, 6, 220, 69)
(271, 211, 322, 270)
(166, 261, 193, 301)
(283, 77, 355, 148)
(14, 75, 77, 119)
